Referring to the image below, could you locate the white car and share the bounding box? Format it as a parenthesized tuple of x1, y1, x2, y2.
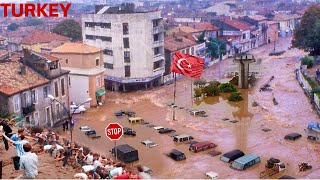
(141, 140, 158, 148)
(70, 104, 86, 114)
(153, 126, 165, 131)
(79, 126, 91, 132)
(205, 171, 219, 179)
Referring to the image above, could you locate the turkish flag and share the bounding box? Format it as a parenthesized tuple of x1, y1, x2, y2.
(170, 52, 204, 78)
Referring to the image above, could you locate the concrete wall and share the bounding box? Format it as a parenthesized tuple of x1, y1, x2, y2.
(22, 43, 49, 53)
(69, 75, 90, 108)
(53, 51, 104, 70)
(89, 73, 105, 106)
(82, 11, 165, 80)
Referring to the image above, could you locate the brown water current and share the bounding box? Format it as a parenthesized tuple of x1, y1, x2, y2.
(62, 37, 320, 178)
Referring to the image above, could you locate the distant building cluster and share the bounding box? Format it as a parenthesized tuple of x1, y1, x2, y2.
(0, 0, 313, 127)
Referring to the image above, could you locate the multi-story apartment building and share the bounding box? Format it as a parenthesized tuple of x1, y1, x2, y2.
(51, 43, 106, 107)
(22, 50, 70, 127)
(273, 13, 301, 37)
(82, 4, 165, 92)
(0, 57, 51, 127)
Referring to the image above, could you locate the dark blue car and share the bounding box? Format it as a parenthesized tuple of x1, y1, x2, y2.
(85, 130, 96, 136)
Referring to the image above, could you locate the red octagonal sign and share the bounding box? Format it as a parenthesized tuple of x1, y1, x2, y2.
(105, 123, 123, 141)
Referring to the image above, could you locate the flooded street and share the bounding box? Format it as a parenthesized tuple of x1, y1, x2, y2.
(66, 37, 320, 178)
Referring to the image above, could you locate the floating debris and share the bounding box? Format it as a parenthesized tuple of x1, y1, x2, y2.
(252, 101, 259, 107)
(222, 118, 230, 121)
(229, 120, 239, 123)
(208, 150, 222, 157)
(273, 98, 279, 105)
(299, 163, 312, 172)
(179, 107, 185, 109)
(262, 128, 272, 132)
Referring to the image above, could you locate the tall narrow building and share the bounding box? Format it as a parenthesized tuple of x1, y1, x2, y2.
(82, 4, 165, 92)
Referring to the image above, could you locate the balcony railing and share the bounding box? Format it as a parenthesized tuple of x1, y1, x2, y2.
(153, 26, 164, 34)
(22, 104, 35, 115)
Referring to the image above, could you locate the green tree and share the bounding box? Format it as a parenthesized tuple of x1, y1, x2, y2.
(292, 5, 320, 55)
(52, 19, 82, 42)
(194, 88, 202, 99)
(193, 78, 207, 87)
(229, 76, 239, 86)
(203, 84, 220, 96)
(206, 38, 227, 60)
(219, 83, 237, 93)
(8, 23, 19, 31)
(301, 56, 315, 68)
(24, 18, 43, 26)
(228, 92, 243, 101)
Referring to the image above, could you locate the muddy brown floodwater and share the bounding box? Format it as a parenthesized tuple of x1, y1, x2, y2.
(62, 37, 320, 179)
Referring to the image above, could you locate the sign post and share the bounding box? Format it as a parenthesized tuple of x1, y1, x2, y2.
(105, 123, 123, 162)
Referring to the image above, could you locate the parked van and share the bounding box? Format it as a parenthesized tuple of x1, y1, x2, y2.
(173, 134, 194, 142)
(167, 149, 186, 161)
(230, 153, 260, 171)
(220, 149, 245, 163)
(128, 117, 143, 124)
(189, 141, 217, 153)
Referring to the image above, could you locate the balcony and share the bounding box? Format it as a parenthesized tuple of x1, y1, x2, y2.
(153, 40, 164, 47)
(153, 26, 165, 34)
(154, 54, 164, 62)
(22, 104, 35, 115)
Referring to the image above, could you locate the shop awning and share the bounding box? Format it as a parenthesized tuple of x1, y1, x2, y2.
(96, 89, 106, 97)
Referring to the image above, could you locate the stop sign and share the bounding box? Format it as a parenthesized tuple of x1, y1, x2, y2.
(105, 123, 123, 140)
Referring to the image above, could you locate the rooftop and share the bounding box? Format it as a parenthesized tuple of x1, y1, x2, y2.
(20, 30, 70, 45)
(40, 40, 66, 51)
(165, 35, 198, 52)
(0, 61, 49, 96)
(224, 19, 252, 31)
(273, 13, 301, 21)
(51, 43, 102, 54)
(247, 15, 267, 21)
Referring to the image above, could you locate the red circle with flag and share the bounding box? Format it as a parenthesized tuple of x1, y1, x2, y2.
(105, 123, 123, 140)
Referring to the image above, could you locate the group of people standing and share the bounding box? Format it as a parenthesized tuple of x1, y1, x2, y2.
(0, 119, 38, 179)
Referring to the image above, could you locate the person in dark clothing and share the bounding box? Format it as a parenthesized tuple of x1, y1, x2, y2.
(0, 119, 13, 150)
(63, 120, 69, 131)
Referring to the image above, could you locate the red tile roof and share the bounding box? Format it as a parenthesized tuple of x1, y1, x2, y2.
(21, 30, 70, 45)
(165, 35, 198, 52)
(32, 51, 60, 62)
(224, 19, 252, 31)
(0, 61, 49, 96)
(191, 22, 220, 31)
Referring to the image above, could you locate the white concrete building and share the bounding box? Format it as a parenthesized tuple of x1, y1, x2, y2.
(82, 5, 165, 92)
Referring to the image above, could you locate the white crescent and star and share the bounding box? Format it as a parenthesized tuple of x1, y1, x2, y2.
(177, 58, 192, 70)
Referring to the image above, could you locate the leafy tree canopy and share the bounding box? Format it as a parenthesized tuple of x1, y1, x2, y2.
(52, 19, 82, 42)
(206, 38, 227, 59)
(8, 23, 19, 31)
(292, 5, 320, 55)
(24, 18, 43, 26)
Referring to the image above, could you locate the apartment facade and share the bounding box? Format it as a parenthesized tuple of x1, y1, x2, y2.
(0, 58, 51, 127)
(82, 5, 165, 92)
(51, 43, 106, 108)
(273, 13, 301, 37)
(22, 50, 70, 127)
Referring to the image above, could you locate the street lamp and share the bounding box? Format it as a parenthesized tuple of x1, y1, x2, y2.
(268, 25, 279, 52)
(48, 94, 92, 141)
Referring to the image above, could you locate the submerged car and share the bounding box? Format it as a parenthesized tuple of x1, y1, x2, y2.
(70, 104, 86, 114)
(123, 127, 136, 136)
(141, 140, 158, 148)
(159, 128, 176, 134)
(284, 133, 302, 141)
(166, 149, 186, 161)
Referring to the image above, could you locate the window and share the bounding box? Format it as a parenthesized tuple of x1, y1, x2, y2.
(85, 22, 95, 27)
(182, 50, 186, 54)
(123, 38, 130, 48)
(123, 23, 129, 35)
(96, 59, 99, 66)
(56, 103, 60, 119)
(101, 23, 111, 29)
(85, 35, 95, 40)
(43, 86, 48, 98)
(154, 34, 159, 41)
(124, 51, 130, 63)
(100, 36, 112, 42)
(96, 76, 101, 87)
(22, 92, 29, 107)
(104, 63, 114, 69)
(103, 49, 113, 56)
(153, 60, 164, 70)
(154, 47, 160, 55)
(31, 89, 37, 103)
(153, 19, 159, 27)
(66, 59, 68, 64)
(125, 66, 130, 77)
(61, 78, 65, 96)
(186, 48, 190, 54)
(191, 47, 195, 55)
(54, 81, 59, 97)
(13, 95, 20, 112)
(242, 33, 246, 39)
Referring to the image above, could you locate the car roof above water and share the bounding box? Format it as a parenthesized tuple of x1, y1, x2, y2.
(174, 134, 192, 138)
(234, 153, 259, 164)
